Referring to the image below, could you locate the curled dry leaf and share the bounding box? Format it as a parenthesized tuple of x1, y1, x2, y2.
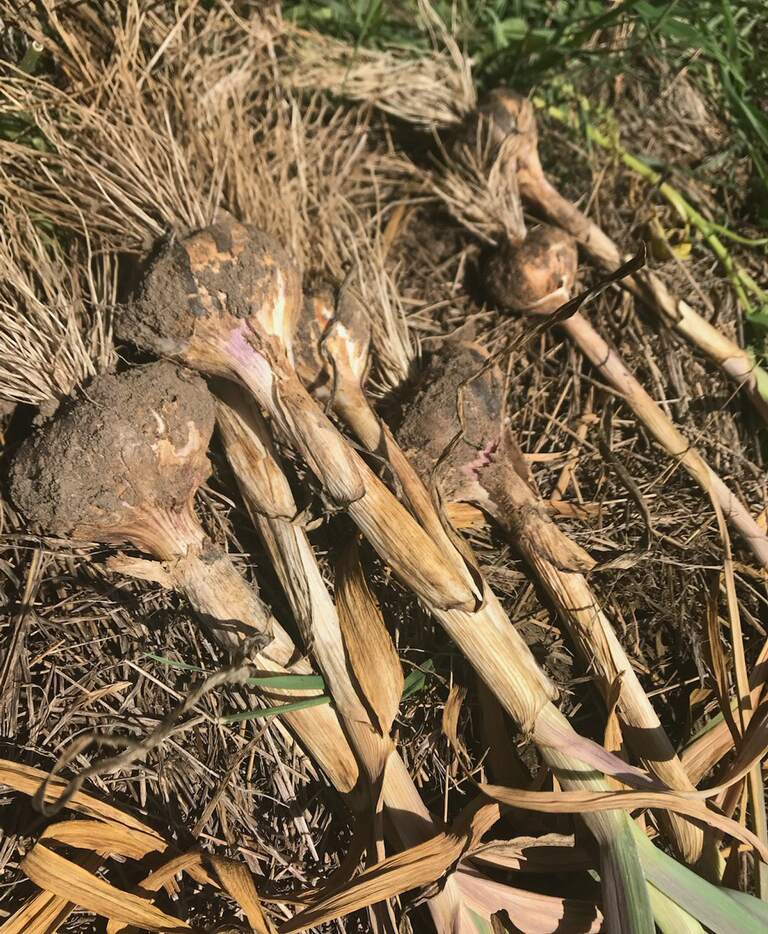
(21, 845, 191, 932)
(0, 758, 166, 839)
(280, 794, 603, 934)
(39, 819, 165, 861)
(335, 539, 404, 737)
(478, 784, 768, 862)
(0, 853, 103, 934)
(455, 869, 602, 934)
(208, 855, 278, 934)
(280, 797, 503, 933)
(468, 834, 592, 874)
(442, 684, 470, 766)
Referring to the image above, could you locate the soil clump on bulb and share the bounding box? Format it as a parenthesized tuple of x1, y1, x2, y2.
(484, 225, 578, 314)
(10, 362, 214, 542)
(120, 218, 301, 354)
(395, 342, 504, 500)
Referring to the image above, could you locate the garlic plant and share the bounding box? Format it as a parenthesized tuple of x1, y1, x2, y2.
(116, 215, 657, 934)
(10, 361, 359, 793)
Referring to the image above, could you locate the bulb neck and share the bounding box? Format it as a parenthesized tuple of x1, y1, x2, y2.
(126, 503, 206, 562)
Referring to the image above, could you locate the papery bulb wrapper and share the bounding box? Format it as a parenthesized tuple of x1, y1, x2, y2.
(485, 225, 578, 315)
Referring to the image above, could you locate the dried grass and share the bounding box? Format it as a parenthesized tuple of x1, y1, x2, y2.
(0, 5, 415, 396)
(0, 202, 115, 405)
(282, 0, 474, 130)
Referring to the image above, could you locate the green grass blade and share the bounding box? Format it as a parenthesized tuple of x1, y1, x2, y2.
(221, 696, 331, 723)
(245, 674, 327, 690)
(602, 819, 656, 933)
(401, 658, 435, 698)
(636, 827, 768, 933)
(145, 654, 327, 690)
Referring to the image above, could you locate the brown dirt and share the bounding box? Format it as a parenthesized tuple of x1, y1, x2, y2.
(395, 341, 504, 501)
(10, 361, 215, 541)
(120, 217, 301, 355)
(119, 238, 198, 354)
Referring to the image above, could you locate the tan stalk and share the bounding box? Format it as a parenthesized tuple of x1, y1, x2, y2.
(215, 384, 481, 933)
(319, 289, 480, 576)
(120, 214, 656, 933)
(560, 311, 768, 568)
(214, 384, 378, 730)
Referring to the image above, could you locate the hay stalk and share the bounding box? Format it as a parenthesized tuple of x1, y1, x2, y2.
(215, 383, 490, 932)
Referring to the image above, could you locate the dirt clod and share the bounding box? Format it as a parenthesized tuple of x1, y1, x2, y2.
(119, 217, 302, 354)
(10, 361, 215, 541)
(395, 342, 503, 499)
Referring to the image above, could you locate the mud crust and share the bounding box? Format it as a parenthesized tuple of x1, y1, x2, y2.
(119, 219, 301, 354)
(484, 225, 578, 313)
(395, 342, 503, 499)
(10, 361, 215, 539)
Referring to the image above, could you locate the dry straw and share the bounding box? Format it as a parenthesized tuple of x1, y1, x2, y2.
(0, 201, 115, 405)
